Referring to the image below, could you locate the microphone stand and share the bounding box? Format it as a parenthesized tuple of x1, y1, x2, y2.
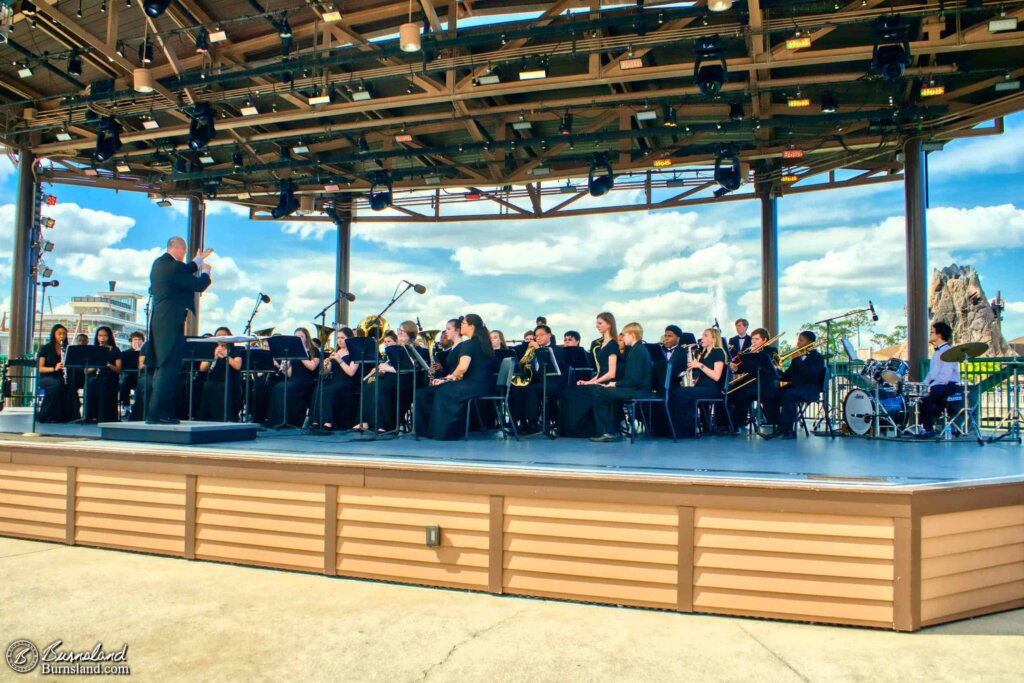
(305, 294, 348, 436)
(813, 305, 873, 430)
(243, 295, 268, 336)
(357, 282, 417, 442)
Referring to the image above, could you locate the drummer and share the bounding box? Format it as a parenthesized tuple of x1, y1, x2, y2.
(919, 321, 960, 437)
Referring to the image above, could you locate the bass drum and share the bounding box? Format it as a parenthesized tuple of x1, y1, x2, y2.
(843, 388, 907, 436)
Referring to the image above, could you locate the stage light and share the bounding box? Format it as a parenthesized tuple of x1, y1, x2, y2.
(530, 166, 551, 176)
(713, 145, 741, 197)
(17, 64, 32, 79)
(92, 116, 122, 162)
(782, 174, 799, 183)
(21, 1, 37, 16)
(40, 264, 53, 278)
(240, 99, 259, 116)
(278, 14, 292, 55)
(787, 96, 810, 108)
(786, 36, 811, 50)
(199, 153, 215, 164)
(209, 28, 227, 43)
(620, 57, 645, 70)
(395, 131, 413, 142)
(43, 217, 56, 228)
(708, 0, 732, 10)
(203, 183, 218, 200)
(368, 175, 392, 212)
(115, 161, 131, 172)
(872, 16, 911, 83)
(195, 27, 209, 54)
(133, 67, 155, 93)
(635, 108, 658, 122)
(55, 128, 73, 142)
(357, 136, 370, 154)
(308, 87, 332, 105)
(237, 190, 252, 200)
(271, 182, 300, 218)
(729, 102, 744, 121)
(351, 84, 372, 101)
(323, 7, 342, 22)
(588, 155, 614, 197)
(156, 197, 173, 208)
(519, 67, 547, 81)
(559, 112, 573, 135)
(67, 51, 82, 77)
(424, 175, 441, 185)
(187, 102, 215, 150)
(821, 91, 839, 113)
(989, 17, 1018, 33)
(292, 142, 309, 154)
(512, 114, 532, 131)
(995, 78, 1022, 92)
(920, 82, 945, 97)
(142, 118, 160, 130)
(400, 22, 421, 52)
(143, 0, 170, 17)
(139, 40, 153, 65)
(232, 150, 244, 168)
(39, 239, 54, 252)
(694, 37, 727, 97)
(663, 105, 678, 127)
(783, 148, 804, 159)
(477, 67, 501, 85)
(652, 158, 673, 168)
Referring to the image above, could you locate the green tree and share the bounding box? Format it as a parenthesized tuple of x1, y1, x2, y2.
(872, 323, 907, 348)
(798, 310, 877, 356)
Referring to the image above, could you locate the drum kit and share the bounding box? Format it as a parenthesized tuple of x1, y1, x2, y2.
(841, 339, 989, 439)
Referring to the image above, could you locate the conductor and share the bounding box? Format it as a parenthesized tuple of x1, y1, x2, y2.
(146, 237, 213, 424)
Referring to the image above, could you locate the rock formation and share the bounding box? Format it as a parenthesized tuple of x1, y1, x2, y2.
(928, 264, 1011, 357)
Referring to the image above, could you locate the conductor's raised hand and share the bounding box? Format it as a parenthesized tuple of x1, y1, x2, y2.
(198, 248, 215, 260)
(201, 263, 212, 273)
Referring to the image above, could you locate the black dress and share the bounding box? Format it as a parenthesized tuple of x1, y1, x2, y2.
(361, 346, 424, 432)
(669, 347, 727, 438)
(558, 340, 622, 438)
(414, 338, 495, 440)
(266, 350, 318, 427)
(36, 343, 77, 423)
(310, 355, 361, 429)
(198, 348, 244, 422)
(84, 345, 121, 423)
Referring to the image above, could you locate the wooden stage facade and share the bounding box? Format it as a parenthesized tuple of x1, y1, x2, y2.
(0, 431, 1022, 632)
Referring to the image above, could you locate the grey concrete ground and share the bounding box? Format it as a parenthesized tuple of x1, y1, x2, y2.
(1, 537, 1021, 682)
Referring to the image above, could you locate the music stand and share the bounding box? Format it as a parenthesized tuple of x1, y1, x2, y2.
(562, 347, 592, 384)
(65, 345, 111, 424)
(344, 337, 379, 433)
(119, 348, 141, 417)
(190, 336, 255, 422)
(266, 335, 311, 430)
(182, 339, 217, 420)
(397, 345, 431, 438)
(526, 346, 561, 440)
(240, 348, 275, 424)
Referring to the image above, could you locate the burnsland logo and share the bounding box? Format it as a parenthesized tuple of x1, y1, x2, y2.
(5, 639, 130, 676)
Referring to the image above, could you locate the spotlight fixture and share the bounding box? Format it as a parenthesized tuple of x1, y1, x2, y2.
(323, 6, 342, 22)
(232, 150, 244, 168)
(21, 1, 37, 16)
(368, 174, 393, 212)
(278, 14, 293, 55)
(92, 116, 122, 162)
(694, 36, 727, 97)
(240, 98, 259, 116)
(115, 161, 131, 172)
(199, 153, 215, 164)
(143, 0, 170, 17)
(292, 142, 310, 154)
(989, 16, 1019, 33)
(308, 87, 332, 106)
(67, 51, 82, 78)
(195, 27, 209, 54)
(17, 64, 32, 79)
(357, 136, 370, 154)
(620, 56, 645, 70)
(559, 112, 573, 135)
(708, 0, 733, 11)
(351, 84, 372, 101)
(203, 182, 219, 200)
(519, 66, 547, 81)
(424, 175, 441, 186)
(729, 102, 744, 121)
(142, 117, 160, 130)
(39, 239, 55, 252)
(477, 65, 501, 85)
(133, 67, 155, 93)
(663, 105, 678, 127)
(187, 102, 215, 150)
(995, 77, 1022, 92)
(713, 145, 741, 197)
(139, 40, 154, 65)
(635, 108, 658, 122)
(871, 16, 911, 83)
(55, 128, 73, 142)
(209, 27, 228, 43)
(787, 93, 810, 108)
(280, 70, 293, 84)
(400, 22, 421, 52)
(530, 166, 551, 176)
(237, 190, 252, 200)
(156, 197, 173, 208)
(395, 132, 413, 142)
(40, 264, 53, 278)
(512, 115, 532, 132)
(920, 80, 945, 97)
(271, 181, 300, 219)
(587, 155, 615, 197)
(786, 35, 812, 50)
(782, 147, 804, 159)
(821, 91, 839, 113)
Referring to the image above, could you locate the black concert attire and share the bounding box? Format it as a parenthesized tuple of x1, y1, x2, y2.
(509, 342, 568, 432)
(361, 346, 425, 432)
(36, 343, 77, 423)
(84, 344, 121, 423)
(558, 340, 622, 438)
(147, 252, 211, 422)
(762, 349, 825, 437)
(265, 349, 318, 428)
(310, 355, 361, 429)
(198, 347, 243, 422)
(130, 342, 153, 422)
(669, 347, 728, 438)
(649, 343, 692, 437)
(728, 334, 752, 358)
(727, 345, 779, 430)
(591, 342, 653, 436)
(919, 343, 962, 433)
(414, 337, 495, 440)
(119, 348, 141, 416)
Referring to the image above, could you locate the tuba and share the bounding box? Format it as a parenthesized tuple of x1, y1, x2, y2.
(357, 315, 389, 346)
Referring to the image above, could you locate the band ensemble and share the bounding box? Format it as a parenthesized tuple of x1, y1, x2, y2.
(32, 239, 965, 442)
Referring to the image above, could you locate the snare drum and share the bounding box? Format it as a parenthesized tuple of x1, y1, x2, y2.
(860, 360, 883, 384)
(880, 359, 909, 385)
(903, 381, 930, 399)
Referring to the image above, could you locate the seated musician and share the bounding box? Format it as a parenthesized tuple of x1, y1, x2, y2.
(119, 331, 145, 418)
(560, 313, 621, 438)
(36, 324, 78, 423)
(727, 327, 779, 433)
(513, 330, 535, 359)
(918, 321, 960, 438)
(668, 328, 728, 439)
(563, 331, 581, 347)
(431, 318, 463, 379)
(359, 321, 422, 433)
(265, 327, 320, 428)
(509, 324, 567, 434)
(84, 326, 122, 423)
(589, 322, 652, 443)
(310, 327, 360, 430)
(763, 330, 824, 439)
(729, 318, 752, 358)
(197, 326, 243, 422)
(490, 330, 508, 351)
(650, 324, 692, 437)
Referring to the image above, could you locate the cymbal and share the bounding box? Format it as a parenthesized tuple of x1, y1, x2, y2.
(940, 341, 988, 363)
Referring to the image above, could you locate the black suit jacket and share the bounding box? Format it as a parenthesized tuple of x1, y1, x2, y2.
(729, 334, 752, 358)
(619, 343, 654, 392)
(782, 349, 825, 391)
(149, 252, 211, 363)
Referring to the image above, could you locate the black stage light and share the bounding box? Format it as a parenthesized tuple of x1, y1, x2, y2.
(195, 27, 209, 54)
(139, 40, 154, 65)
(67, 51, 82, 78)
(559, 112, 573, 135)
(203, 182, 218, 200)
(663, 105, 677, 127)
(587, 155, 615, 197)
(821, 91, 839, 113)
(713, 145, 741, 197)
(694, 36, 727, 97)
(729, 102, 744, 121)
(278, 15, 293, 56)
(872, 16, 911, 83)
(272, 182, 300, 219)
(92, 116, 122, 163)
(368, 174, 393, 211)
(357, 135, 370, 154)
(188, 102, 215, 150)
(232, 150, 244, 168)
(143, 0, 170, 18)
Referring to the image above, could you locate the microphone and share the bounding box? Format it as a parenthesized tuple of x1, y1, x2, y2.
(42, 280, 60, 287)
(259, 292, 271, 304)
(713, 318, 720, 330)
(403, 280, 427, 295)
(340, 290, 356, 303)
(868, 300, 879, 322)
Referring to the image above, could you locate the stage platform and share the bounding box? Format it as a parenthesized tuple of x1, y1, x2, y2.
(0, 417, 1021, 631)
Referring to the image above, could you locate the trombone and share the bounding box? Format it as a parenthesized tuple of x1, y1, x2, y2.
(727, 332, 785, 393)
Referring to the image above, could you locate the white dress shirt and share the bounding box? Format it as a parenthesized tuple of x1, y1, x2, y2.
(923, 343, 960, 386)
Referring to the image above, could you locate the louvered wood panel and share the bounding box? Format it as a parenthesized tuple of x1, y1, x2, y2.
(0, 463, 67, 542)
(74, 469, 184, 555)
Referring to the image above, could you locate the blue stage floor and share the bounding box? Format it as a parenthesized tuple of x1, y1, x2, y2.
(4, 410, 1020, 489)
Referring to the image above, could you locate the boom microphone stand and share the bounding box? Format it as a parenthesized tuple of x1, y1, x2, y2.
(243, 292, 272, 336)
(813, 302, 876, 429)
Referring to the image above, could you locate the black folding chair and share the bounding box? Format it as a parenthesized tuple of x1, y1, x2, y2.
(694, 367, 734, 438)
(465, 357, 519, 441)
(622, 368, 676, 443)
(797, 367, 834, 437)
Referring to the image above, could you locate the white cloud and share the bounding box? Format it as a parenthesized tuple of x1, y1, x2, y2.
(167, 199, 250, 218)
(57, 247, 164, 291)
(281, 220, 336, 241)
(1005, 301, 1024, 315)
(608, 241, 755, 292)
(599, 290, 721, 336)
(0, 202, 135, 259)
(928, 123, 1024, 177)
(0, 155, 16, 184)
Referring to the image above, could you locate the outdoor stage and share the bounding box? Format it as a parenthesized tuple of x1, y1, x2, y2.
(0, 415, 1021, 632)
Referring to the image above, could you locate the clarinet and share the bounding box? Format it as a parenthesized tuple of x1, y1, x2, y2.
(60, 341, 69, 385)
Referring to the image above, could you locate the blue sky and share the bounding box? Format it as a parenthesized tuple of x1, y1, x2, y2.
(2, 114, 1023, 348)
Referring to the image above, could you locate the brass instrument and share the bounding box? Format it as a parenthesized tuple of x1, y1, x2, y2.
(728, 332, 786, 393)
(419, 329, 442, 364)
(773, 338, 827, 389)
(254, 326, 275, 337)
(679, 344, 703, 388)
(357, 315, 390, 344)
(314, 323, 335, 353)
(512, 345, 538, 387)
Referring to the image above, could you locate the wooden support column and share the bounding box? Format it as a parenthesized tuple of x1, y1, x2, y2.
(7, 147, 38, 404)
(186, 197, 206, 337)
(334, 200, 354, 327)
(904, 138, 929, 381)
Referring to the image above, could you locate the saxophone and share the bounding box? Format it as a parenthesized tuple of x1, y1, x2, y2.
(679, 344, 703, 388)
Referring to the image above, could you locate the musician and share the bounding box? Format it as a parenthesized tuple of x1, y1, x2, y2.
(727, 328, 779, 432)
(130, 339, 152, 422)
(36, 324, 78, 423)
(918, 321, 961, 437)
(265, 327, 320, 428)
(431, 318, 463, 378)
(310, 327, 360, 430)
(536, 316, 548, 326)
(728, 319, 752, 358)
(563, 331, 581, 347)
(490, 330, 508, 351)
(197, 326, 243, 422)
(359, 321, 423, 433)
(590, 322, 653, 442)
(67, 332, 90, 394)
(509, 324, 568, 433)
(414, 313, 496, 440)
(513, 330, 536, 360)
(650, 325, 694, 437)
(84, 326, 122, 423)
(764, 330, 825, 439)
(668, 328, 728, 439)
(119, 331, 145, 418)
(560, 313, 621, 438)
(147, 237, 213, 424)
